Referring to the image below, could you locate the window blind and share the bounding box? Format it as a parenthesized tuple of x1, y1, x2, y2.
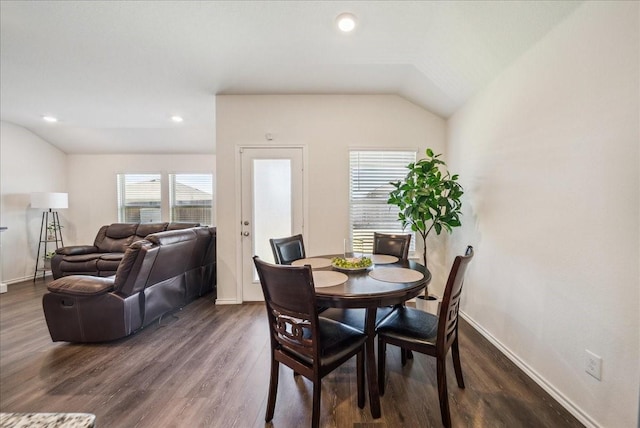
(169, 174, 213, 225)
(349, 150, 416, 254)
(117, 174, 162, 223)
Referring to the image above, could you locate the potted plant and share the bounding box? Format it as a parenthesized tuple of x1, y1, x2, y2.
(44, 251, 56, 269)
(46, 222, 63, 240)
(387, 148, 463, 311)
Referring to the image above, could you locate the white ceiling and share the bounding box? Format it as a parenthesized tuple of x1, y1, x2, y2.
(0, 1, 582, 154)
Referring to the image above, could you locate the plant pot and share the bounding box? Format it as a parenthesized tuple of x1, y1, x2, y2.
(415, 294, 440, 315)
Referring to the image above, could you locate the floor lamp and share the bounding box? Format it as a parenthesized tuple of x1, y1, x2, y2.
(32, 192, 68, 282)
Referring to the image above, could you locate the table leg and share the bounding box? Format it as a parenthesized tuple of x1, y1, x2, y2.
(365, 307, 381, 418)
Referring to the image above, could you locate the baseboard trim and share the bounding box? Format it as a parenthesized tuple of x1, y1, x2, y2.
(0, 283, 7, 293)
(214, 298, 241, 305)
(460, 311, 599, 428)
(216, 298, 266, 306)
(4, 272, 52, 287)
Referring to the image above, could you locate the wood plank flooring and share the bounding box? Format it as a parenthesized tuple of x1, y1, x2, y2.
(0, 279, 583, 427)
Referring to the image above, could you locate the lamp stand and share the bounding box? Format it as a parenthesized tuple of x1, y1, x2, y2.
(33, 209, 64, 282)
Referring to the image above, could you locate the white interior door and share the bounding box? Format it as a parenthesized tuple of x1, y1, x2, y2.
(240, 147, 304, 301)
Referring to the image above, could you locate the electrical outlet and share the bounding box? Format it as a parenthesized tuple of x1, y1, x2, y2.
(585, 350, 602, 380)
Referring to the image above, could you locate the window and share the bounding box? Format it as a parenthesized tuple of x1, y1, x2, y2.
(349, 150, 416, 254)
(117, 173, 214, 225)
(169, 173, 213, 225)
(117, 174, 162, 223)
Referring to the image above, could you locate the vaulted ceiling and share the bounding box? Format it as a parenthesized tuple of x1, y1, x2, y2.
(0, 1, 581, 154)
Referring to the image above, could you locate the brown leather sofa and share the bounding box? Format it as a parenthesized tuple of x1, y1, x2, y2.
(42, 226, 216, 343)
(51, 222, 200, 279)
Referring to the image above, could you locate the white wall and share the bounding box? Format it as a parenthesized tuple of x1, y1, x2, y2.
(66, 154, 216, 245)
(0, 121, 67, 283)
(216, 94, 446, 303)
(447, 2, 639, 427)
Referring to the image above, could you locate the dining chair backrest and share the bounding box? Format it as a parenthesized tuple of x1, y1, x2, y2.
(269, 234, 306, 265)
(437, 245, 474, 353)
(253, 256, 318, 360)
(373, 232, 411, 259)
(253, 256, 366, 428)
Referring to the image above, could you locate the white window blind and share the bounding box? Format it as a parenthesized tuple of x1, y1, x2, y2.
(349, 150, 416, 254)
(117, 174, 162, 223)
(169, 174, 213, 225)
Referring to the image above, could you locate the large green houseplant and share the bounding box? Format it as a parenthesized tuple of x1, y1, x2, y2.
(387, 148, 464, 300)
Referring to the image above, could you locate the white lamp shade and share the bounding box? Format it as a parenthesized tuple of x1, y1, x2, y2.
(31, 192, 68, 209)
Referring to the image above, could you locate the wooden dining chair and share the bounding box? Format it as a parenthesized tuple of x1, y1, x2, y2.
(373, 232, 412, 259)
(372, 232, 413, 355)
(253, 256, 366, 428)
(269, 233, 331, 313)
(269, 234, 306, 265)
(376, 246, 474, 428)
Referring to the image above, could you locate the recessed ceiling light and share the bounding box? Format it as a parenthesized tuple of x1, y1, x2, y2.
(336, 13, 357, 33)
(171, 115, 184, 123)
(42, 115, 58, 123)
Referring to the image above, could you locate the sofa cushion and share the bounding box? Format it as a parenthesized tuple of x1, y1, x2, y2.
(145, 229, 196, 285)
(58, 255, 100, 275)
(47, 276, 115, 296)
(106, 223, 138, 239)
(99, 253, 125, 261)
(56, 245, 99, 256)
(62, 253, 101, 262)
(96, 228, 130, 252)
(147, 228, 196, 246)
(113, 240, 157, 296)
(98, 237, 132, 253)
(93, 223, 136, 253)
(167, 222, 200, 230)
(97, 253, 125, 276)
(135, 223, 168, 241)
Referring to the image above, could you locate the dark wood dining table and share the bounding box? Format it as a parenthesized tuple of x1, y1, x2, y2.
(308, 254, 431, 419)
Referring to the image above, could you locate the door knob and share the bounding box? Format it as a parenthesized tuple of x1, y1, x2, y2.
(243, 231, 250, 236)
(243, 221, 250, 226)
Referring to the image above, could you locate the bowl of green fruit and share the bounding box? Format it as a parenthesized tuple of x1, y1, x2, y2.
(331, 256, 373, 272)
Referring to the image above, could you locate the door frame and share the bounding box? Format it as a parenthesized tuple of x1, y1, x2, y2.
(234, 145, 308, 303)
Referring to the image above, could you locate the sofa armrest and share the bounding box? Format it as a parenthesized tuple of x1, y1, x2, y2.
(47, 276, 115, 297)
(56, 245, 99, 256)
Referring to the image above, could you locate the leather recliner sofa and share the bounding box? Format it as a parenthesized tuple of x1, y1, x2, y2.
(42, 226, 216, 343)
(51, 222, 200, 279)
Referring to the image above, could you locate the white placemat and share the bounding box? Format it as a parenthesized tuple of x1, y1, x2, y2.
(371, 254, 399, 264)
(368, 267, 424, 283)
(312, 271, 348, 288)
(291, 258, 332, 269)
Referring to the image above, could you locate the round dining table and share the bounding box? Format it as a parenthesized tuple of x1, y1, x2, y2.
(292, 254, 431, 419)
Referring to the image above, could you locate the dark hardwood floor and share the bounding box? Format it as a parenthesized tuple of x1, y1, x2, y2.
(0, 279, 583, 427)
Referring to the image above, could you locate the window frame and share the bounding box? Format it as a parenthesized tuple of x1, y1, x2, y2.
(168, 173, 214, 226)
(348, 149, 417, 255)
(116, 173, 162, 223)
(117, 172, 214, 225)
